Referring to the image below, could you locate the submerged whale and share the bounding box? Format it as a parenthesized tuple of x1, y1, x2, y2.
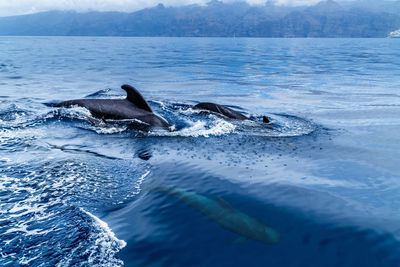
(160, 187, 280, 245)
(56, 84, 171, 130)
(194, 102, 270, 123)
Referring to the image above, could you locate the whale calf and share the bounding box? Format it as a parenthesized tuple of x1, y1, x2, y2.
(160, 187, 280, 245)
(56, 84, 170, 130)
(194, 102, 270, 123)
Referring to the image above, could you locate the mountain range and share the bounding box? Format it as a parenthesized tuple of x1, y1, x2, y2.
(0, 0, 399, 37)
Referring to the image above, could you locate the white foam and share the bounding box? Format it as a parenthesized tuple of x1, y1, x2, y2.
(81, 208, 127, 249)
(177, 107, 204, 115)
(60, 208, 126, 267)
(1, 164, 130, 266)
(0, 109, 31, 128)
(63, 106, 93, 118)
(238, 115, 315, 137)
(92, 126, 128, 135)
(153, 118, 236, 138)
(19, 255, 40, 266)
(0, 128, 45, 141)
(112, 170, 151, 204)
(133, 170, 150, 194)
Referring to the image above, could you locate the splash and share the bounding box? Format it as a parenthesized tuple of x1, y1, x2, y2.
(152, 118, 236, 137)
(37, 100, 316, 138)
(79, 209, 126, 267)
(0, 159, 149, 266)
(237, 114, 317, 137)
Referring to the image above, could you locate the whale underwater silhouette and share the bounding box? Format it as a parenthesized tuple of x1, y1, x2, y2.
(57, 84, 270, 130)
(159, 187, 280, 245)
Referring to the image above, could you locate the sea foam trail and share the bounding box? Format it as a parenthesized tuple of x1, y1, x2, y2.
(151, 118, 236, 138)
(43, 101, 315, 138)
(80, 208, 127, 266)
(0, 156, 148, 266)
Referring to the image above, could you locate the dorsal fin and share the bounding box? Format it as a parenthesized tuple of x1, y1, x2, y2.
(121, 84, 152, 113)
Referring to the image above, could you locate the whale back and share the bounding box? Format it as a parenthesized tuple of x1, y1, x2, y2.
(121, 84, 153, 113)
(194, 102, 248, 120)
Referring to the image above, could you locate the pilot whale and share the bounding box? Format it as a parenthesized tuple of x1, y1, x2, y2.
(194, 102, 270, 123)
(56, 84, 171, 130)
(159, 187, 280, 245)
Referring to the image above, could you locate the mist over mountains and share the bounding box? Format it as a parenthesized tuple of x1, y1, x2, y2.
(0, 0, 399, 37)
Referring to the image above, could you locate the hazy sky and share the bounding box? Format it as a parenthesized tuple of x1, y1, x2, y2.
(0, 0, 382, 17)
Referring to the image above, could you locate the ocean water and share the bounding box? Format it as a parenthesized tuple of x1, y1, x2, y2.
(0, 37, 400, 267)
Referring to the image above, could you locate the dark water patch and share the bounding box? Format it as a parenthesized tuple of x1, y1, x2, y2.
(107, 164, 400, 267)
(47, 143, 123, 160)
(6, 75, 23, 80)
(137, 149, 153, 161)
(0, 63, 19, 73)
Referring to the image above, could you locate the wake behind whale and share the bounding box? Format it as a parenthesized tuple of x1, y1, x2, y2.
(54, 84, 315, 137)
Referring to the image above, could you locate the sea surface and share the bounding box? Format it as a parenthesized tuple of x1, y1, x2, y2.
(0, 37, 400, 267)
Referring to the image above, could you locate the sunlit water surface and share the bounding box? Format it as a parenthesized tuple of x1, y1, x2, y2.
(1, 37, 400, 267)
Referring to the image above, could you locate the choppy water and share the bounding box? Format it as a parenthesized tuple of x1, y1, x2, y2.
(1, 37, 400, 267)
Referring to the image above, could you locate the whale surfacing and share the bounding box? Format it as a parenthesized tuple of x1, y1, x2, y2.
(194, 102, 270, 123)
(193, 102, 248, 120)
(56, 84, 170, 130)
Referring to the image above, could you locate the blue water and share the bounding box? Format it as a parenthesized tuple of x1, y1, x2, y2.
(1, 37, 400, 267)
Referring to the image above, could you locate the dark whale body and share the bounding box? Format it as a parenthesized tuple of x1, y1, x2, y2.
(194, 102, 270, 123)
(193, 102, 248, 120)
(56, 84, 170, 130)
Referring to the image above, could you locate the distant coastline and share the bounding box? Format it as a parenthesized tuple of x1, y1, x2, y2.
(0, 0, 399, 38)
